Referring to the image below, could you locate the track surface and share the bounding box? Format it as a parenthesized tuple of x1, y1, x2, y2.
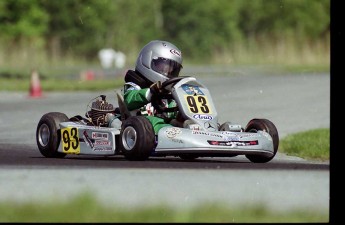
(0, 68, 330, 215)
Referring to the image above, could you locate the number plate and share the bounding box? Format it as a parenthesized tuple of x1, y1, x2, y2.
(184, 95, 211, 114)
(61, 127, 80, 154)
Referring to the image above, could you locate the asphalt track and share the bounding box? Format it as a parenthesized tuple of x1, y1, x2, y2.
(0, 67, 330, 216)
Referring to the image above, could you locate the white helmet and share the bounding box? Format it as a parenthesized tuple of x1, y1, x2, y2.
(135, 40, 183, 83)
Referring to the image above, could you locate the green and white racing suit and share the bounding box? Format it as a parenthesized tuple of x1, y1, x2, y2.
(123, 82, 177, 134)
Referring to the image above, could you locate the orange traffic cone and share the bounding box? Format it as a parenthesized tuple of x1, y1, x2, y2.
(29, 70, 43, 98)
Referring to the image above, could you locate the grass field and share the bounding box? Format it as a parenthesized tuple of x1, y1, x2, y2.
(0, 63, 329, 92)
(0, 192, 328, 223)
(0, 190, 329, 223)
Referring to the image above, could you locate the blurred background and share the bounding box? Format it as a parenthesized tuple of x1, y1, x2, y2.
(0, 1, 331, 221)
(0, 0, 330, 81)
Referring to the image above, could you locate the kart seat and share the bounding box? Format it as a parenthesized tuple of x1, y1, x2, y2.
(116, 91, 131, 121)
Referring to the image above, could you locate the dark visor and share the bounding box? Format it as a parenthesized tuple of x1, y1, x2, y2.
(151, 57, 182, 78)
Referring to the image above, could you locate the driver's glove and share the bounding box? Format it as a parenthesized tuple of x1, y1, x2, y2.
(149, 81, 162, 96)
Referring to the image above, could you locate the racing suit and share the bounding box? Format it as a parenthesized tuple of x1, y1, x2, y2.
(123, 81, 178, 134)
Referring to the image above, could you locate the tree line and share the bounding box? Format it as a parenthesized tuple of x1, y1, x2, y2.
(0, 0, 330, 63)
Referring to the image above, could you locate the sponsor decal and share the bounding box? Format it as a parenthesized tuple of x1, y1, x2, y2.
(238, 133, 261, 138)
(93, 146, 113, 151)
(165, 127, 182, 138)
(193, 114, 213, 120)
(192, 130, 241, 141)
(192, 130, 224, 139)
(94, 140, 111, 146)
(207, 140, 259, 147)
(170, 49, 181, 57)
(83, 130, 94, 148)
(171, 138, 183, 144)
(182, 84, 204, 95)
(189, 124, 201, 131)
(92, 132, 108, 140)
(204, 121, 217, 131)
(223, 136, 240, 141)
(221, 131, 238, 136)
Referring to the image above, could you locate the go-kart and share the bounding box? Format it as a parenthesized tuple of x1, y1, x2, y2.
(36, 76, 279, 163)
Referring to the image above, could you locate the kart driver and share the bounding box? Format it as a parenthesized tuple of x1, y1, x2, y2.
(106, 40, 186, 134)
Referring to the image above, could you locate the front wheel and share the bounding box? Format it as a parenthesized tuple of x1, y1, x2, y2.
(36, 112, 69, 158)
(120, 116, 155, 160)
(244, 118, 279, 163)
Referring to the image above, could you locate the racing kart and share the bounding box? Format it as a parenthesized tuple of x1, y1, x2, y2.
(36, 76, 279, 163)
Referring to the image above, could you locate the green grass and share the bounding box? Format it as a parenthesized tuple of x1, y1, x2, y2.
(279, 128, 330, 161)
(0, 77, 125, 92)
(0, 63, 329, 92)
(0, 193, 328, 223)
(278, 64, 330, 74)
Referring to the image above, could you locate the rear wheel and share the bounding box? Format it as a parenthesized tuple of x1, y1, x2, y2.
(120, 116, 155, 160)
(244, 118, 279, 163)
(36, 112, 69, 158)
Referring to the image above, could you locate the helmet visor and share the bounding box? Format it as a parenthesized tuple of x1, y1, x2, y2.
(151, 57, 182, 78)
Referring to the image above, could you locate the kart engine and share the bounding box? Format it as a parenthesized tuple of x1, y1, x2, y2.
(86, 95, 114, 126)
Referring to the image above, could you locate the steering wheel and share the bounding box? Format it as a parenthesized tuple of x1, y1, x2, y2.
(151, 76, 188, 116)
(161, 76, 189, 90)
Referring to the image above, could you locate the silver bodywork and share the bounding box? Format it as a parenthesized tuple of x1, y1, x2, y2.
(154, 77, 274, 157)
(56, 77, 275, 158)
(155, 127, 273, 157)
(58, 122, 119, 156)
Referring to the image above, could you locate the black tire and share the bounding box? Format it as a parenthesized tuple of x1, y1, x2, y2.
(36, 112, 69, 158)
(244, 118, 279, 163)
(219, 122, 243, 132)
(120, 116, 155, 161)
(219, 122, 229, 131)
